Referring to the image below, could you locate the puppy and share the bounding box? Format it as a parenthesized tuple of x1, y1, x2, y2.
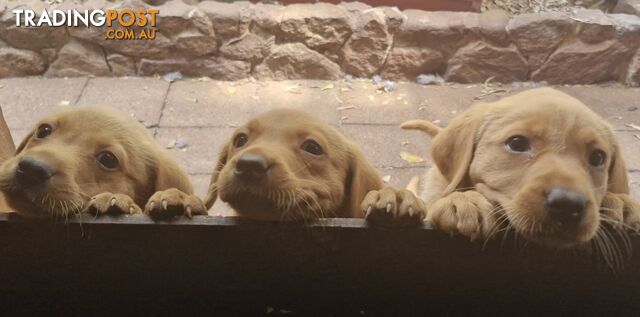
(402, 88, 640, 249)
(0, 106, 205, 219)
(204, 109, 385, 221)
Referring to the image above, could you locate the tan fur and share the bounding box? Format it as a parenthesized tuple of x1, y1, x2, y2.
(0, 107, 14, 212)
(204, 109, 382, 221)
(0, 106, 204, 219)
(406, 88, 640, 248)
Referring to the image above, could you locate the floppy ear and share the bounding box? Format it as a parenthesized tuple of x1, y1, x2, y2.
(204, 141, 230, 210)
(152, 154, 194, 194)
(14, 129, 33, 155)
(607, 139, 630, 194)
(0, 107, 15, 161)
(343, 145, 383, 217)
(430, 103, 491, 195)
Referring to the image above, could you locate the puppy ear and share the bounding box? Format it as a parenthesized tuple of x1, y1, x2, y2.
(344, 146, 383, 217)
(14, 129, 33, 154)
(153, 154, 194, 194)
(204, 141, 230, 210)
(430, 103, 490, 194)
(607, 139, 630, 194)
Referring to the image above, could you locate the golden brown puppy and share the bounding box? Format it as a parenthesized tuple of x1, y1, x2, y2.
(402, 88, 640, 249)
(204, 109, 389, 222)
(0, 106, 205, 219)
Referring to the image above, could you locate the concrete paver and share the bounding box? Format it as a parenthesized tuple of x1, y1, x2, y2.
(77, 78, 169, 126)
(340, 124, 431, 168)
(0, 77, 88, 129)
(155, 127, 234, 174)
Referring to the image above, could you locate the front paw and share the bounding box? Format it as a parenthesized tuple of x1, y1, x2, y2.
(601, 192, 640, 232)
(144, 188, 207, 219)
(361, 187, 426, 226)
(428, 190, 495, 241)
(86, 192, 142, 215)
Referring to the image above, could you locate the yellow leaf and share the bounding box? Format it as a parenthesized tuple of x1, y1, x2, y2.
(321, 84, 334, 90)
(399, 151, 424, 164)
(227, 87, 236, 95)
(382, 175, 391, 183)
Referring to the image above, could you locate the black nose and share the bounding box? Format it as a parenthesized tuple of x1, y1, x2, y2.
(545, 188, 587, 226)
(16, 157, 53, 186)
(234, 153, 269, 181)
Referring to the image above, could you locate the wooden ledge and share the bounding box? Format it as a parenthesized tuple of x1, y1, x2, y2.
(0, 212, 639, 315)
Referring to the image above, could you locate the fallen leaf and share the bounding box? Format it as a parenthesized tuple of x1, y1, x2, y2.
(198, 76, 212, 82)
(58, 100, 71, 106)
(340, 87, 350, 92)
(337, 105, 356, 111)
(382, 175, 391, 183)
(368, 95, 374, 101)
(400, 151, 424, 164)
(625, 123, 640, 131)
(321, 84, 334, 90)
(227, 87, 236, 95)
(284, 85, 301, 93)
(251, 96, 259, 100)
(185, 97, 198, 103)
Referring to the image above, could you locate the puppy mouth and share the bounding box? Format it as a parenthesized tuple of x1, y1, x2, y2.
(0, 167, 85, 218)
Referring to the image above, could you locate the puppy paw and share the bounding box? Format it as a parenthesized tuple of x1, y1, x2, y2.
(427, 190, 495, 241)
(601, 192, 640, 232)
(144, 188, 207, 219)
(361, 187, 426, 226)
(86, 192, 142, 215)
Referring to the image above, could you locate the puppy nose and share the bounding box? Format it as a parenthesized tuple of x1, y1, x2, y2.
(234, 153, 269, 180)
(16, 157, 53, 185)
(545, 188, 587, 226)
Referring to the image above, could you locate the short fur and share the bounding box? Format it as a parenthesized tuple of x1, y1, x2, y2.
(404, 88, 640, 249)
(204, 109, 382, 221)
(0, 106, 204, 218)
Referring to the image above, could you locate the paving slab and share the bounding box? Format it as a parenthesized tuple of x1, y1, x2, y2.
(340, 124, 431, 168)
(630, 172, 640, 199)
(161, 80, 340, 128)
(77, 78, 169, 126)
(155, 127, 234, 174)
(339, 82, 488, 126)
(0, 77, 88, 129)
(617, 131, 640, 171)
(557, 86, 640, 131)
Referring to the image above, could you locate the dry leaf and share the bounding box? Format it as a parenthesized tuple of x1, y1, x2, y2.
(400, 151, 424, 163)
(368, 95, 374, 101)
(185, 97, 198, 103)
(322, 84, 334, 90)
(382, 175, 391, 183)
(198, 76, 212, 82)
(625, 123, 640, 131)
(337, 105, 356, 111)
(226, 87, 236, 95)
(58, 100, 71, 106)
(285, 85, 301, 93)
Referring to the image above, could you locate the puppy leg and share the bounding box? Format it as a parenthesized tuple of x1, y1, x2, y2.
(601, 192, 640, 232)
(427, 190, 496, 241)
(86, 192, 142, 215)
(144, 188, 207, 218)
(361, 187, 426, 226)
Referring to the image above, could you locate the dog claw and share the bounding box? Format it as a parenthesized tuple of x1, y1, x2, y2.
(364, 205, 372, 218)
(386, 203, 392, 213)
(186, 206, 192, 219)
(162, 200, 168, 210)
(408, 206, 414, 217)
(110, 197, 116, 207)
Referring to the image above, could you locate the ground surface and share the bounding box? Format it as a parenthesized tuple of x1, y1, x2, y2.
(0, 77, 638, 215)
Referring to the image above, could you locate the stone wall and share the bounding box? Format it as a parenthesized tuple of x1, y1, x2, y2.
(1, 0, 640, 85)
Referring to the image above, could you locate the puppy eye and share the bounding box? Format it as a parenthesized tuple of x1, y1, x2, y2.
(35, 124, 53, 139)
(96, 151, 119, 170)
(301, 140, 324, 156)
(233, 133, 248, 148)
(505, 135, 530, 152)
(588, 150, 606, 167)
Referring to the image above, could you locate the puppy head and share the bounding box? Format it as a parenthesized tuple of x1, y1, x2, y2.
(0, 106, 189, 218)
(205, 109, 381, 221)
(433, 88, 627, 248)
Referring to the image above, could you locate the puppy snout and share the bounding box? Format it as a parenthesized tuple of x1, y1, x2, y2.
(234, 153, 270, 181)
(545, 188, 587, 226)
(16, 157, 53, 186)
